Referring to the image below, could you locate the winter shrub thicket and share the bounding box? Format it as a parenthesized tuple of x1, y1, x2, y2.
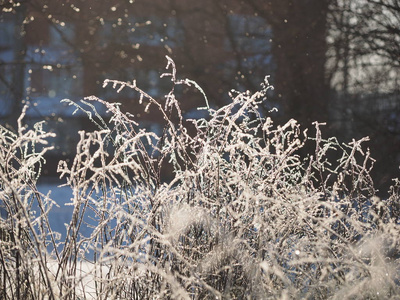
(0, 56, 399, 299)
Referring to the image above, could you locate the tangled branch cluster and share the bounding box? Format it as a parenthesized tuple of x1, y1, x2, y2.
(0, 57, 399, 299)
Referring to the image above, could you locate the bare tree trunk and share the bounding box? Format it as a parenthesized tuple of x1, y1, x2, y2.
(271, 0, 329, 126)
(7, 3, 27, 131)
(247, 0, 330, 127)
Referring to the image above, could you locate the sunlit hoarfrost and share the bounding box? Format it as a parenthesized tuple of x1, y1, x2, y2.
(0, 57, 399, 299)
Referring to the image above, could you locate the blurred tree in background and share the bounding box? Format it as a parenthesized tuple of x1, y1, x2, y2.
(0, 0, 399, 194)
(327, 0, 400, 191)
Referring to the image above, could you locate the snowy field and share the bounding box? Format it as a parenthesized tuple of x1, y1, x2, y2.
(36, 179, 98, 242)
(37, 179, 75, 239)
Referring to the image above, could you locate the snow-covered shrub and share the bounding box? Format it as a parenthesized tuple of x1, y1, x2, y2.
(0, 107, 58, 299)
(0, 56, 399, 299)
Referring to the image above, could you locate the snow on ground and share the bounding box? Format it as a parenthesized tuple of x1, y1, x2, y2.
(37, 179, 75, 239)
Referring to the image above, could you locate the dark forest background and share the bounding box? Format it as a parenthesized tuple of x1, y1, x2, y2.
(1, 0, 399, 196)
